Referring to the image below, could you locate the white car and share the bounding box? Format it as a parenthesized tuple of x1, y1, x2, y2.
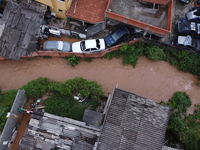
(72, 39, 105, 53)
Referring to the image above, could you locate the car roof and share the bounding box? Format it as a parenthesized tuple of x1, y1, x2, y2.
(85, 39, 96, 49)
(115, 26, 129, 37)
(178, 36, 192, 46)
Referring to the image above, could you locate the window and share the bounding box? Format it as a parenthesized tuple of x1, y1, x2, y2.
(80, 41, 85, 51)
(84, 49, 90, 52)
(58, 9, 63, 12)
(96, 39, 100, 49)
(58, 0, 65, 2)
(91, 48, 97, 51)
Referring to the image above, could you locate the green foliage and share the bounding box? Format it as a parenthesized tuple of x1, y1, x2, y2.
(168, 112, 187, 132)
(193, 104, 200, 119)
(84, 58, 92, 62)
(166, 93, 200, 150)
(144, 45, 166, 61)
(44, 94, 86, 121)
(176, 51, 200, 77)
(104, 50, 121, 60)
(66, 54, 81, 67)
(21, 77, 53, 99)
(196, 82, 200, 85)
(43, 56, 52, 59)
(0, 89, 18, 131)
(120, 44, 139, 68)
(0, 89, 18, 108)
(168, 91, 192, 113)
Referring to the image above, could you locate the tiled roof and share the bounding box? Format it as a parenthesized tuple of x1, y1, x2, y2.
(19, 112, 101, 150)
(97, 88, 171, 150)
(0, 0, 46, 60)
(65, 0, 109, 24)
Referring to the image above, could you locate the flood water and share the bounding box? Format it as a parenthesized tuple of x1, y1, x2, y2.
(0, 56, 200, 114)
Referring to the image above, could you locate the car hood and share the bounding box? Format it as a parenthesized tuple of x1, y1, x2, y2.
(104, 34, 115, 47)
(72, 42, 82, 53)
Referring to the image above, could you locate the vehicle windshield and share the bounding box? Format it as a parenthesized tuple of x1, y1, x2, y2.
(192, 38, 197, 48)
(96, 39, 100, 49)
(80, 41, 86, 51)
(111, 32, 119, 41)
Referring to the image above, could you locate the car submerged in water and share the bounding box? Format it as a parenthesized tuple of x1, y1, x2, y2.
(104, 26, 130, 47)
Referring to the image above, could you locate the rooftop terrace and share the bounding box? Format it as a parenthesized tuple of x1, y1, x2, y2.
(109, 0, 168, 29)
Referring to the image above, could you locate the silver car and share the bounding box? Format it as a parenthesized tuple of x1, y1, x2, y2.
(43, 41, 71, 52)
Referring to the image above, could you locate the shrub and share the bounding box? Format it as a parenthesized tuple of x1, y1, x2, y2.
(43, 56, 52, 59)
(66, 54, 81, 67)
(104, 51, 121, 60)
(21, 78, 53, 99)
(166, 93, 200, 150)
(0, 89, 18, 131)
(44, 94, 86, 121)
(120, 44, 139, 68)
(84, 58, 92, 62)
(144, 45, 166, 61)
(168, 91, 192, 113)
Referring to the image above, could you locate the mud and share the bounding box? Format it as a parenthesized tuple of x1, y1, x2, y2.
(0, 56, 199, 114)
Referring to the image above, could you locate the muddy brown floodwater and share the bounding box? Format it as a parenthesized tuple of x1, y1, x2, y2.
(0, 56, 200, 114)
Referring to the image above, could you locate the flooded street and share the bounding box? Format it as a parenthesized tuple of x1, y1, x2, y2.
(0, 56, 199, 114)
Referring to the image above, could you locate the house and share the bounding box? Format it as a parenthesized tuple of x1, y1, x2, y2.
(18, 111, 102, 150)
(2, 88, 173, 150)
(35, 0, 73, 19)
(105, 0, 173, 40)
(97, 88, 171, 150)
(0, 0, 46, 60)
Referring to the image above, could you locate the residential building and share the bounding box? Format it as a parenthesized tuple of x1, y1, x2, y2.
(35, 0, 73, 19)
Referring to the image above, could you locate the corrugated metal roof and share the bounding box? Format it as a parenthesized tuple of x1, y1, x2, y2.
(97, 88, 171, 150)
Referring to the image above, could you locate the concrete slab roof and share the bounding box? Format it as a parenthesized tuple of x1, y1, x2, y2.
(65, 0, 109, 24)
(97, 88, 171, 150)
(109, 0, 168, 29)
(106, 0, 173, 37)
(0, 0, 46, 60)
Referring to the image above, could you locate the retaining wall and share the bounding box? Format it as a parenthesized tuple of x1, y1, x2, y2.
(0, 39, 141, 61)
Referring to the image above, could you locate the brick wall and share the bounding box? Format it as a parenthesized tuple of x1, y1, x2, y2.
(0, 39, 141, 60)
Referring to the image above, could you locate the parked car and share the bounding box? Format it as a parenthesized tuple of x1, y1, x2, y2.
(104, 26, 130, 47)
(176, 18, 200, 38)
(72, 39, 105, 53)
(43, 41, 71, 52)
(179, 0, 190, 3)
(176, 18, 195, 35)
(186, 7, 200, 22)
(40, 25, 62, 39)
(172, 35, 200, 51)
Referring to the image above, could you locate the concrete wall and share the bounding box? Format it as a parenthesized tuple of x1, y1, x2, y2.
(0, 39, 141, 60)
(0, 90, 27, 150)
(139, 0, 170, 5)
(35, 0, 72, 19)
(105, 0, 173, 37)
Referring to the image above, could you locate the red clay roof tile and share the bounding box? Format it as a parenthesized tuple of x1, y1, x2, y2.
(66, 0, 109, 24)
